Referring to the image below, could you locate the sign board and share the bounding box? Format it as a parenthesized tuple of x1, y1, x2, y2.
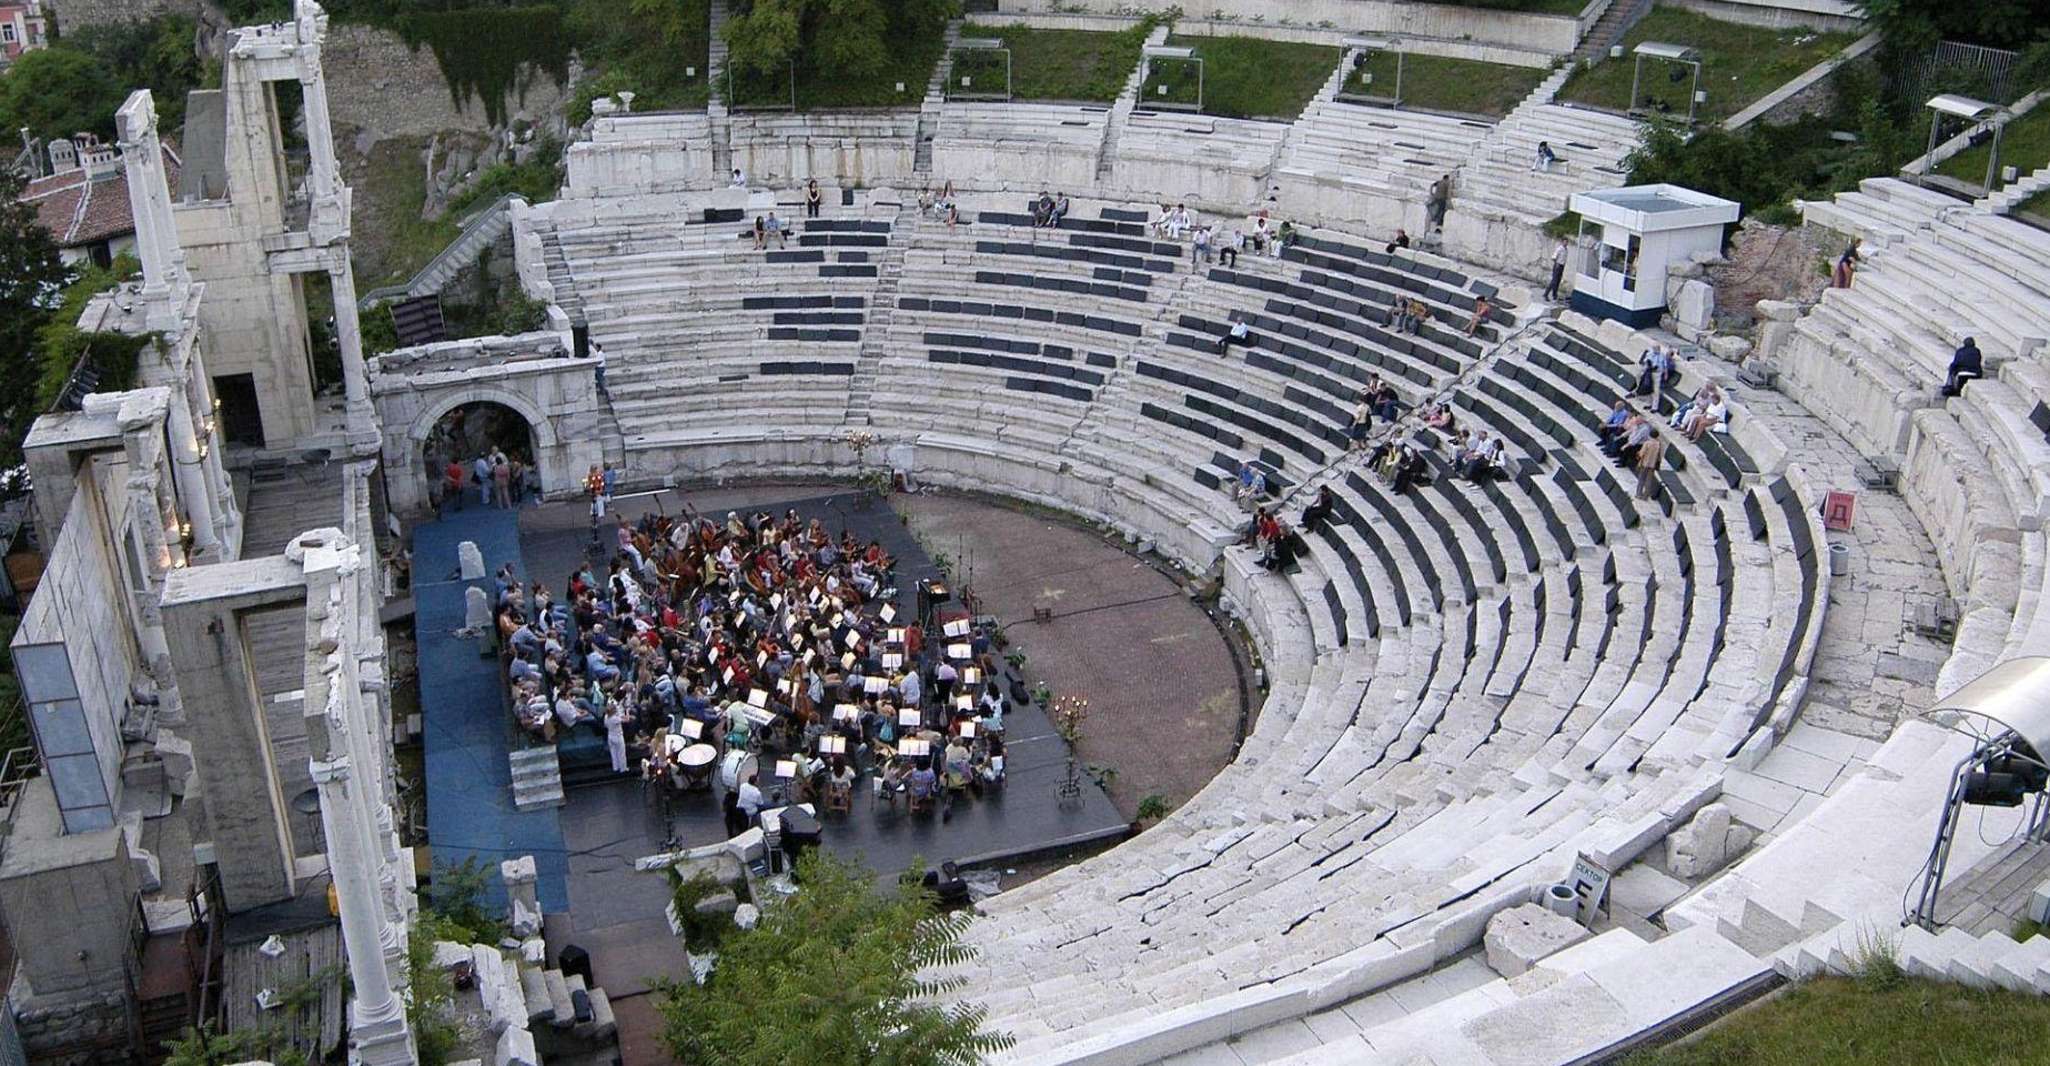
(1823, 490, 1857, 532)
(1567, 853, 1612, 926)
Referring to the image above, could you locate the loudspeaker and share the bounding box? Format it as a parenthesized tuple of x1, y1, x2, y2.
(558, 943, 592, 984)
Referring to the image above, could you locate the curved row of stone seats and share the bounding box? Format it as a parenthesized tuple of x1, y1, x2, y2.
(1455, 103, 1640, 225)
(952, 446, 1817, 1063)
(1795, 176, 1959, 250)
(1778, 195, 2040, 682)
(1273, 101, 1494, 230)
(730, 111, 919, 188)
(930, 102, 1110, 193)
(1104, 110, 1289, 207)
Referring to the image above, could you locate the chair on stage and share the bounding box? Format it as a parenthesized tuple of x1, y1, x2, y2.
(825, 780, 854, 815)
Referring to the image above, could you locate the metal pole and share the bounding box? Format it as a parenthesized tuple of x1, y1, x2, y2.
(1395, 51, 1404, 105)
(1911, 750, 1982, 930)
(1986, 123, 2004, 192)
(1629, 56, 1643, 113)
(1688, 62, 1700, 124)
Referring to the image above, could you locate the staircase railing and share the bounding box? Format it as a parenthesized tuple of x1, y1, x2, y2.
(357, 193, 523, 311)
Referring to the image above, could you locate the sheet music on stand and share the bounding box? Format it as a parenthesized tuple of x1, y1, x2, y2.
(820, 736, 847, 755)
(898, 708, 922, 727)
(943, 618, 971, 638)
(880, 604, 897, 623)
(882, 652, 904, 670)
(864, 676, 890, 695)
(679, 718, 704, 739)
(946, 642, 972, 660)
(900, 738, 931, 757)
(833, 703, 860, 721)
(747, 688, 769, 708)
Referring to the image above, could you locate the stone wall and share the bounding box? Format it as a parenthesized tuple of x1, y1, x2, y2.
(12, 988, 130, 1066)
(1666, 0, 1864, 33)
(321, 23, 572, 146)
(44, 0, 212, 31)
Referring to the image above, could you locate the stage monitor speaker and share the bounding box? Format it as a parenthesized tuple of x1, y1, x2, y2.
(558, 943, 592, 985)
(1964, 770, 2028, 808)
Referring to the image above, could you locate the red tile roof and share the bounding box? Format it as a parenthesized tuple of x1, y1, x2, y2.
(15, 144, 181, 249)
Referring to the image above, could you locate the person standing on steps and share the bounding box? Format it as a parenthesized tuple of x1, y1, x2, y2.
(1544, 236, 1569, 301)
(805, 178, 823, 218)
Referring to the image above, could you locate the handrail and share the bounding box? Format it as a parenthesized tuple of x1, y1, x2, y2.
(357, 193, 525, 311)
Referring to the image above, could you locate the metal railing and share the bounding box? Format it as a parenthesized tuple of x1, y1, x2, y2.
(357, 193, 523, 311)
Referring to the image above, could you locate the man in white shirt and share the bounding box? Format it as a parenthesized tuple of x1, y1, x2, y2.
(1544, 237, 1568, 301)
(729, 167, 748, 188)
(736, 773, 765, 820)
(899, 668, 922, 707)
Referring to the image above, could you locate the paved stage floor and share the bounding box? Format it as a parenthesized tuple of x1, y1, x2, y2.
(514, 489, 1129, 1004)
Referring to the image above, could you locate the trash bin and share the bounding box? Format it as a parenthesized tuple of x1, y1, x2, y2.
(1829, 541, 1850, 577)
(1543, 882, 1577, 918)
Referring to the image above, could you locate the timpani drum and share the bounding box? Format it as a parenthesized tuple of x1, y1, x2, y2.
(678, 743, 718, 790)
(720, 749, 759, 790)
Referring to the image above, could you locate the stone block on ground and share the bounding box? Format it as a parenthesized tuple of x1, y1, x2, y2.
(458, 541, 485, 579)
(1708, 335, 1752, 362)
(494, 1023, 538, 1066)
(1667, 803, 1756, 879)
(519, 965, 551, 1024)
(1485, 903, 1592, 978)
(694, 889, 739, 916)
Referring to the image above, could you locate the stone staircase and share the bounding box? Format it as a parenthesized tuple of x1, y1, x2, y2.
(1977, 163, 2050, 216)
(1569, 0, 1652, 65)
(1095, 23, 1169, 182)
(844, 205, 916, 424)
(508, 745, 565, 810)
(536, 226, 585, 321)
(707, 0, 734, 177)
(356, 194, 520, 310)
(915, 20, 965, 173)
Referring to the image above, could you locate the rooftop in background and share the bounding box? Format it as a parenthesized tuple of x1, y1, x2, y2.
(15, 136, 180, 250)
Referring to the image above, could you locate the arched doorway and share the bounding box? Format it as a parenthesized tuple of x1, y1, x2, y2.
(422, 400, 540, 509)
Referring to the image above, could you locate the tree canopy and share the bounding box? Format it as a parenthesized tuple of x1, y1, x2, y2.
(722, 0, 955, 79)
(0, 47, 127, 144)
(0, 169, 69, 466)
(1855, 0, 2047, 53)
(658, 851, 1013, 1066)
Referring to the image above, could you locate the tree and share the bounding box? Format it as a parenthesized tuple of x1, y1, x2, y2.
(59, 15, 212, 134)
(722, 0, 954, 79)
(1854, 0, 2047, 53)
(658, 851, 1013, 1066)
(0, 47, 127, 144)
(0, 169, 68, 464)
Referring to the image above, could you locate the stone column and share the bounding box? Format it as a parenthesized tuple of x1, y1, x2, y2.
(329, 256, 380, 454)
(311, 755, 417, 1066)
(114, 91, 188, 304)
(165, 395, 220, 561)
(118, 401, 184, 724)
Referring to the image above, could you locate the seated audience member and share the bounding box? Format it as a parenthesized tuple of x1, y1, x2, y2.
(1682, 392, 1728, 441)
(1150, 202, 1175, 238)
(1193, 225, 1214, 263)
(751, 215, 767, 250)
(1534, 141, 1557, 172)
(1464, 295, 1492, 337)
(1219, 313, 1251, 354)
(1299, 486, 1335, 533)
(1385, 228, 1410, 255)
(922, 861, 972, 908)
(1033, 191, 1056, 228)
(763, 211, 787, 249)
(1221, 227, 1243, 266)
(1053, 192, 1071, 225)
(1234, 460, 1267, 507)
(1275, 219, 1298, 254)
(1943, 336, 1982, 397)
(1601, 400, 1632, 450)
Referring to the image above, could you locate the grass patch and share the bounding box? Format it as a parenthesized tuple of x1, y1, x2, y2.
(956, 23, 1145, 103)
(1938, 104, 2050, 188)
(565, 0, 711, 123)
(1144, 35, 1342, 120)
(1558, 6, 1859, 124)
(1346, 50, 1545, 117)
(1620, 974, 2050, 1066)
(728, 19, 943, 110)
(2023, 189, 2050, 217)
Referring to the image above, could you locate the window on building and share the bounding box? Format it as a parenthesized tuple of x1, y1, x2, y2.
(2, 25, 17, 43)
(13, 642, 116, 834)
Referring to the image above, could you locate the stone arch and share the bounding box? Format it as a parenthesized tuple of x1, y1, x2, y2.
(400, 386, 562, 511)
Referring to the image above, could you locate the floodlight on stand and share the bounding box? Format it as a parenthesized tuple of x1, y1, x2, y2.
(895, 82, 905, 93)
(1906, 656, 2050, 930)
(2004, 166, 2019, 183)
(1610, 44, 1623, 59)
(686, 65, 696, 78)
(1694, 90, 1707, 105)
(961, 76, 971, 88)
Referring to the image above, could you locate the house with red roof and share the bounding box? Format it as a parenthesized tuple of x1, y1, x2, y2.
(0, 1, 47, 67)
(15, 132, 181, 269)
